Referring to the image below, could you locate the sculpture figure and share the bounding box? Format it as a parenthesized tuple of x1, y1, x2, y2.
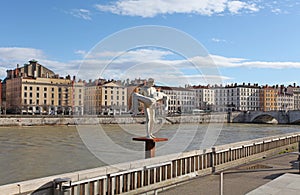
(130, 82, 169, 138)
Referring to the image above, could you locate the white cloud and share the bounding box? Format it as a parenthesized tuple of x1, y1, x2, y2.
(227, 1, 259, 14)
(211, 38, 227, 43)
(271, 8, 282, 14)
(68, 9, 92, 20)
(208, 55, 300, 69)
(75, 50, 87, 56)
(2, 47, 300, 86)
(0, 47, 45, 62)
(0, 47, 80, 79)
(95, 0, 259, 17)
(0, 67, 6, 80)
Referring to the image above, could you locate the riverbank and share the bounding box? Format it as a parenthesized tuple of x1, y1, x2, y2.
(0, 113, 233, 126)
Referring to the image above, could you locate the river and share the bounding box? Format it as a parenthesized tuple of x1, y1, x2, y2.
(0, 123, 300, 185)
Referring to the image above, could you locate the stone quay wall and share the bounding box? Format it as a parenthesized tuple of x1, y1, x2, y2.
(0, 113, 236, 126)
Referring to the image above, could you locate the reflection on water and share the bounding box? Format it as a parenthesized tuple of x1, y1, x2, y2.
(0, 123, 300, 185)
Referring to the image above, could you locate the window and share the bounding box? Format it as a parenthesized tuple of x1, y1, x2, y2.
(24, 99, 27, 104)
(30, 93, 32, 98)
(24, 92, 27, 97)
(52, 88, 54, 92)
(44, 87, 47, 91)
(36, 100, 39, 104)
(51, 94, 54, 98)
(44, 100, 47, 105)
(30, 86, 33, 91)
(37, 87, 40, 91)
(24, 86, 28, 90)
(44, 93, 47, 98)
(36, 93, 39, 98)
(51, 100, 54, 105)
(29, 99, 32, 104)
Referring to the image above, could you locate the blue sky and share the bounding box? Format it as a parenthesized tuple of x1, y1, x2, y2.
(1, 0, 300, 86)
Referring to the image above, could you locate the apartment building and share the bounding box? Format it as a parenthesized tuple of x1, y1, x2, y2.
(260, 86, 278, 111)
(84, 79, 106, 115)
(158, 86, 195, 114)
(5, 60, 84, 115)
(276, 93, 294, 111)
(192, 85, 214, 110)
(100, 81, 127, 115)
(287, 85, 300, 110)
(214, 83, 260, 112)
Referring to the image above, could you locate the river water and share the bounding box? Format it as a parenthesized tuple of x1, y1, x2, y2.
(1, 123, 300, 185)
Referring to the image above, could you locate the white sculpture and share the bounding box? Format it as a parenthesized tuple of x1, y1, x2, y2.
(130, 82, 169, 138)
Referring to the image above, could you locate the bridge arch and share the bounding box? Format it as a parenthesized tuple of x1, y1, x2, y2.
(251, 114, 278, 124)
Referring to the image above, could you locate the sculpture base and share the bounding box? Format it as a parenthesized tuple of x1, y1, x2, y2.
(133, 137, 168, 159)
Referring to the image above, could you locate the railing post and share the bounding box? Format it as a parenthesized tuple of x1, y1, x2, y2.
(53, 178, 71, 195)
(212, 147, 216, 173)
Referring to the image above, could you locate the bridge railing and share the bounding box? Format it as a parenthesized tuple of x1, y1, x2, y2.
(1, 132, 300, 195)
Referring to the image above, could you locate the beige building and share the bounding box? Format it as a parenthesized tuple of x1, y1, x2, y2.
(84, 79, 128, 115)
(84, 79, 106, 115)
(260, 86, 278, 111)
(5, 60, 84, 115)
(101, 81, 127, 115)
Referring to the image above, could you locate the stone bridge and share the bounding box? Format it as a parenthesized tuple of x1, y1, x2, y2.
(232, 110, 300, 124)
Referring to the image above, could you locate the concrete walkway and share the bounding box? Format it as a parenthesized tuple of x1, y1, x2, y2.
(246, 173, 300, 195)
(159, 154, 300, 195)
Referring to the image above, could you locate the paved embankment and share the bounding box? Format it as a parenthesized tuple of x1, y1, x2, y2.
(159, 154, 300, 195)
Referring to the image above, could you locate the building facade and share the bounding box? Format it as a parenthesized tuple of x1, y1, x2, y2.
(5, 60, 84, 115)
(159, 86, 195, 114)
(260, 86, 278, 111)
(84, 79, 106, 115)
(276, 93, 294, 111)
(287, 85, 300, 110)
(100, 82, 127, 115)
(192, 85, 215, 111)
(214, 83, 260, 112)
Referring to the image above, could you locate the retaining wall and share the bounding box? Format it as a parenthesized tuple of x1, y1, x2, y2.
(0, 113, 232, 126)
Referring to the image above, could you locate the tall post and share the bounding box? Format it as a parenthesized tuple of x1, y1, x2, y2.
(133, 137, 168, 158)
(220, 172, 224, 195)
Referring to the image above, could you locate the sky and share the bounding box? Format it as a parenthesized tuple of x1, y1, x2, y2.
(1, 0, 300, 86)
